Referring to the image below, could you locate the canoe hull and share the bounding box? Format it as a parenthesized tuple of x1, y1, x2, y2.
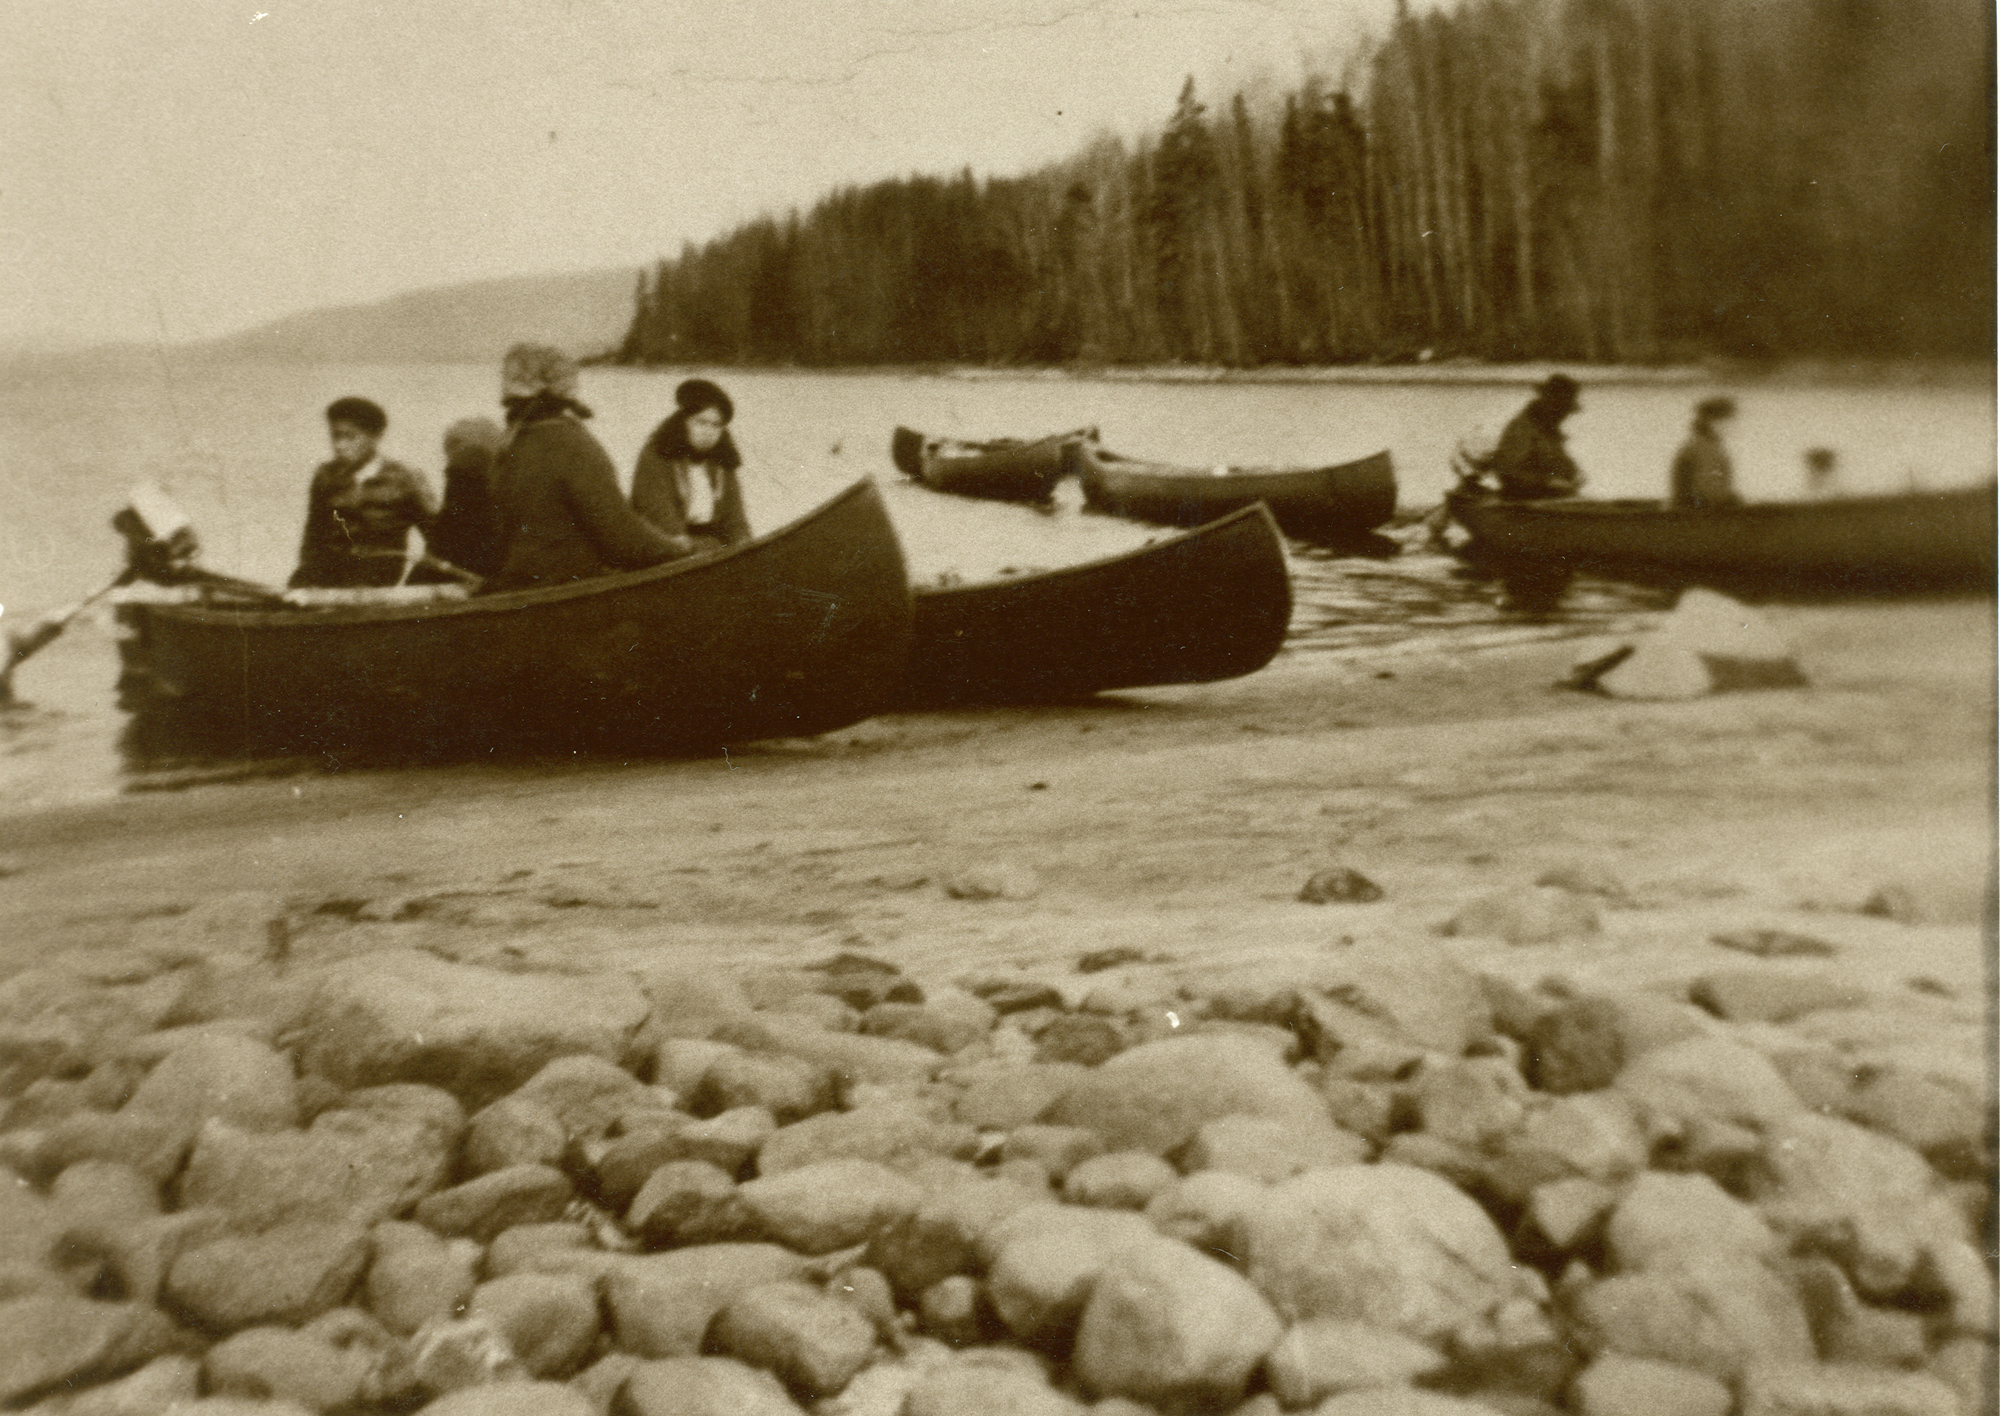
(903, 503, 1292, 706)
(116, 481, 913, 758)
(1447, 486, 1996, 594)
(895, 426, 1085, 503)
(1078, 445, 1397, 541)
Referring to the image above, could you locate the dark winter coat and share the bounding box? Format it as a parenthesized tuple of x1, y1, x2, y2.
(483, 414, 683, 592)
(1489, 410, 1585, 501)
(417, 463, 506, 579)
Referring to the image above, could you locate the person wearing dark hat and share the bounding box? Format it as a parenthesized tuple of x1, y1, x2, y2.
(1488, 374, 1586, 500)
(482, 344, 690, 593)
(288, 396, 439, 588)
(1670, 396, 1742, 510)
(630, 378, 751, 555)
(409, 416, 508, 583)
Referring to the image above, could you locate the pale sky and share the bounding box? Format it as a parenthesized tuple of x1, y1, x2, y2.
(1, 0, 1409, 349)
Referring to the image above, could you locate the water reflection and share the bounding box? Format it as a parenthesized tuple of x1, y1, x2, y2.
(1284, 523, 1668, 657)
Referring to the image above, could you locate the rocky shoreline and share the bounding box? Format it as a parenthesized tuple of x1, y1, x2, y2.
(0, 900, 1990, 1416)
(0, 596, 1988, 1415)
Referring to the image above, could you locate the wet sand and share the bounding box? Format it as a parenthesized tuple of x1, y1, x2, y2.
(0, 596, 1989, 1068)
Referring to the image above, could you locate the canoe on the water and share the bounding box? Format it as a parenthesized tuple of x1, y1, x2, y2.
(891, 425, 1096, 503)
(902, 502, 1292, 707)
(1445, 484, 1996, 594)
(1075, 440, 1397, 541)
(115, 480, 914, 759)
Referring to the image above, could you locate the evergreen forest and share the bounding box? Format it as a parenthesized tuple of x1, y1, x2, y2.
(617, 0, 1994, 369)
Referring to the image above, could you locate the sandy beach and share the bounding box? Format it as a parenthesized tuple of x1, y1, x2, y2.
(2, 597, 1989, 1015)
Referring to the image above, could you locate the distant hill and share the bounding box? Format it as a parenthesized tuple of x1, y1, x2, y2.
(188, 267, 641, 365)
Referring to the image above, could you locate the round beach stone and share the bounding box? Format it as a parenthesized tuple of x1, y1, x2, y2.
(123, 1034, 299, 1136)
(365, 1222, 477, 1334)
(1071, 1236, 1282, 1407)
(1240, 1163, 1537, 1341)
(735, 1157, 921, 1253)
(412, 1164, 573, 1243)
(166, 1220, 371, 1332)
(603, 1244, 807, 1359)
(620, 1356, 805, 1416)
(462, 1095, 567, 1176)
(1262, 1319, 1448, 1407)
(1176, 1113, 1371, 1180)
(1568, 1255, 1814, 1381)
(1062, 1151, 1178, 1209)
(708, 1280, 877, 1397)
(202, 1325, 374, 1410)
(626, 1160, 739, 1247)
(693, 1052, 837, 1125)
(1605, 1171, 1779, 1271)
(294, 951, 650, 1109)
(468, 1272, 599, 1378)
(1040, 1033, 1340, 1158)
(985, 1207, 1158, 1340)
(0, 1295, 178, 1406)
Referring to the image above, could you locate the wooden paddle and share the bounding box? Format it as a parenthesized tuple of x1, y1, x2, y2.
(1, 571, 131, 704)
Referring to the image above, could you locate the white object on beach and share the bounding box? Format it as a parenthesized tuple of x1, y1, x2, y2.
(1582, 588, 1806, 700)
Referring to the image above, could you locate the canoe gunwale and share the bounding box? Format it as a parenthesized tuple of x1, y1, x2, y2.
(137, 478, 889, 630)
(911, 501, 1276, 603)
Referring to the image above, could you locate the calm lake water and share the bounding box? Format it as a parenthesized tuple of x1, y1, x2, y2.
(1, 358, 1991, 812)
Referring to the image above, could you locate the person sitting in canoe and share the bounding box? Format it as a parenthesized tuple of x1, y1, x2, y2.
(1486, 374, 1586, 500)
(288, 397, 439, 588)
(1670, 397, 1743, 510)
(631, 378, 751, 555)
(410, 416, 507, 583)
(481, 344, 694, 593)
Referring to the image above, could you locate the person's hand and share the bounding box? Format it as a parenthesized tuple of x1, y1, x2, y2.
(665, 534, 698, 559)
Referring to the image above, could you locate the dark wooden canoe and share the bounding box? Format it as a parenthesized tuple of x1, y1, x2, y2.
(901, 502, 1292, 707)
(891, 425, 1096, 503)
(1075, 440, 1397, 542)
(1446, 484, 1996, 594)
(115, 480, 913, 759)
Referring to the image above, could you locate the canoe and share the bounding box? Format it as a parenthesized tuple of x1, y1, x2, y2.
(1445, 484, 1996, 594)
(891, 425, 1096, 503)
(902, 503, 1292, 707)
(1075, 440, 1398, 541)
(114, 480, 914, 759)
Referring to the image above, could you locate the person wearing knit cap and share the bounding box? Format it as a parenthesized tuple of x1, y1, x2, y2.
(289, 396, 438, 588)
(482, 343, 689, 592)
(1670, 395, 1742, 509)
(630, 378, 751, 556)
(410, 416, 507, 582)
(1487, 373, 1586, 501)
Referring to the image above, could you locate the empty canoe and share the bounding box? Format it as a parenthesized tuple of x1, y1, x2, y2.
(892, 425, 1096, 503)
(902, 502, 1292, 706)
(1076, 440, 1397, 542)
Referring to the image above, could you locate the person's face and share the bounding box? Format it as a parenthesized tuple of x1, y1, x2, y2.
(329, 421, 378, 468)
(687, 406, 727, 453)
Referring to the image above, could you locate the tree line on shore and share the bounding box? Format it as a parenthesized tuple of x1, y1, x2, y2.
(617, 0, 1993, 369)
